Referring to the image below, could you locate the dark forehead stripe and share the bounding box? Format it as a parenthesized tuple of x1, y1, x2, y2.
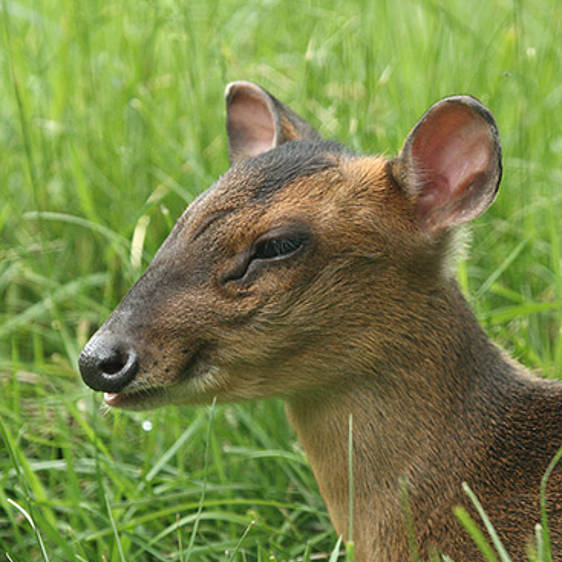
(234, 140, 352, 200)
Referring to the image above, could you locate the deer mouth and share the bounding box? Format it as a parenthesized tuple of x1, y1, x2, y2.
(102, 350, 207, 410)
(103, 387, 168, 409)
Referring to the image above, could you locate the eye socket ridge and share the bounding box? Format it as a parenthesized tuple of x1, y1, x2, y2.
(221, 227, 310, 284)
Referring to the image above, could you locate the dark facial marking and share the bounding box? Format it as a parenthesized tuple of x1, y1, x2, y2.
(233, 140, 352, 200)
(191, 208, 236, 243)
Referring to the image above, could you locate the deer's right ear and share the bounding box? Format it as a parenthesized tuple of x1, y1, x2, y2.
(225, 81, 320, 166)
(392, 96, 502, 233)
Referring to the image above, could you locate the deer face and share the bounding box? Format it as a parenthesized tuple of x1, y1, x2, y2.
(78, 142, 393, 408)
(78, 82, 501, 410)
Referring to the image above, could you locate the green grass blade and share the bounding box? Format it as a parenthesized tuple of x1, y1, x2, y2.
(226, 519, 255, 562)
(461, 482, 511, 561)
(475, 239, 528, 299)
(103, 485, 127, 562)
(347, 413, 355, 561)
(328, 535, 343, 562)
(399, 476, 420, 562)
(185, 399, 217, 560)
(6, 498, 50, 562)
(540, 446, 562, 562)
(144, 412, 207, 483)
(453, 505, 499, 562)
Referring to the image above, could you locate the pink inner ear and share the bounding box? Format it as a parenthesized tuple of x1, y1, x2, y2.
(228, 87, 276, 158)
(411, 104, 497, 230)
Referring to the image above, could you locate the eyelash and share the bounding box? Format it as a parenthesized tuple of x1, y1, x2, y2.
(252, 237, 304, 260)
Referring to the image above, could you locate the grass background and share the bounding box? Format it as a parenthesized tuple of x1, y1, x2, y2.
(1, 0, 561, 560)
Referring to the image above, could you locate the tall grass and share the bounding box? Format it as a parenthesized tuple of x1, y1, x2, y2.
(0, 0, 560, 559)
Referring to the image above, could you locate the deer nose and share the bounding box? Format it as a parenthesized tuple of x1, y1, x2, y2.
(78, 335, 139, 393)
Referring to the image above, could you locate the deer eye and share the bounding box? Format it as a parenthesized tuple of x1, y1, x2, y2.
(252, 236, 304, 260)
(221, 228, 309, 284)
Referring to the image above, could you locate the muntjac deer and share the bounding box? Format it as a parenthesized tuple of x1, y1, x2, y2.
(79, 82, 562, 560)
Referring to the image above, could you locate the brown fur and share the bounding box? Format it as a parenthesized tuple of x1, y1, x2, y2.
(79, 83, 562, 561)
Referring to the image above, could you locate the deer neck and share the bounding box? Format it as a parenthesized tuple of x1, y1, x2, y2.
(285, 282, 512, 559)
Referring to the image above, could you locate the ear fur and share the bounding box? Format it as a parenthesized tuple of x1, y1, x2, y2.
(392, 96, 502, 232)
(225, 81, 321, 165)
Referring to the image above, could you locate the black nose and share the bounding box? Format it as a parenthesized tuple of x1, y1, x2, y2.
(78, 335, 139, 393)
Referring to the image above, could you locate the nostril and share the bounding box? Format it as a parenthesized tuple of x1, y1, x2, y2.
(100, 351, 128, 375)
(79, 338, 139, 393)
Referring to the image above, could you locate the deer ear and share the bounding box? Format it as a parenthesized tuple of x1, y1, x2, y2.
(225, 81, 321, 165)
(392, 96, 502, 233)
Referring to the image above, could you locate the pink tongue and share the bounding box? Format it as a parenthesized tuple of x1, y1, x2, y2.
(104, 393, 118, 403)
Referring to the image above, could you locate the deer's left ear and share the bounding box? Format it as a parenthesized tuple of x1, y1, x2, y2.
(225, 81, 320, 166)
(392, 96, 502, 233)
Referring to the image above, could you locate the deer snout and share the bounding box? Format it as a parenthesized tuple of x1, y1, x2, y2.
(79, 334, 139, 393)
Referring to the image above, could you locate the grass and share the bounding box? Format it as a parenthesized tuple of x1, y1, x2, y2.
(0, 0, 561, 559)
